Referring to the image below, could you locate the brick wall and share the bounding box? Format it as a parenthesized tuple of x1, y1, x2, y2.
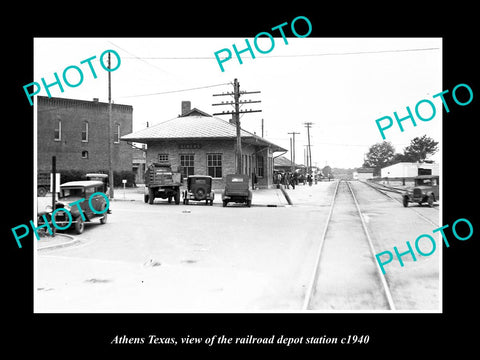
(145, 139, 272, 189)
(37, 96, 133, 174)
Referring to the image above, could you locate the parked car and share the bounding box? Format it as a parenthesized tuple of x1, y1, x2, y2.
(221, 174, 252, 207)
(403, 175, 439, 207)
(37, 172, 50, 197)
(86, 173, 109, 194)
(183, 175, 214, 205)
(144, 163, 182, 205)
(38, 180, 108, 234)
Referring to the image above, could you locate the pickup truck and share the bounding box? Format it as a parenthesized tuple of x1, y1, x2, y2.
(403, 175, 439, 207)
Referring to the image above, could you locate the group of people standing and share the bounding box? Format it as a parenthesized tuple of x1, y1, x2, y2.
(275, 171, 314, 189)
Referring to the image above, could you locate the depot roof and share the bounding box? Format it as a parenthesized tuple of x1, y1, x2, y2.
(121, 111, 286, 152)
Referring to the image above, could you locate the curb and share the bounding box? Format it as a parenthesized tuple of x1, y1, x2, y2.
(37, 234, 80, 251)
(278, 185, 293, 205)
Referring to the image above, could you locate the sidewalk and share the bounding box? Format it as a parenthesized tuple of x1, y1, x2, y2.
(109, 185, 290, 207)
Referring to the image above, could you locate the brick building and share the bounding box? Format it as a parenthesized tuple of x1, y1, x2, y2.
(121, 102, 286, 189)
(37, 96, 133, 174)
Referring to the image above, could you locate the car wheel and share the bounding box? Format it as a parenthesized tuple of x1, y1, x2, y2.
(100, 212, 108, 224)
(148, 189, 154, 204)
(195, 187, 207, 200)
(74, 216, 85, 234)
(246, 199, 251, 207)
(38, 186, 47, 197)
(403, 196, 408, 207)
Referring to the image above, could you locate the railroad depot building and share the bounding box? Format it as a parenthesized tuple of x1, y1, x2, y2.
(37, 96, 133, 173)
(121, 102, 287, 189)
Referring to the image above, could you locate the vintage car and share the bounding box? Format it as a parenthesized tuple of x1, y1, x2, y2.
(403, 175, 439, 207)
(86, 173, 109, 194)
(221, 174, 252, 207)
(183, 175, 215, 205)
(38, 180, 108, 234)
(144, 163, 182, 205)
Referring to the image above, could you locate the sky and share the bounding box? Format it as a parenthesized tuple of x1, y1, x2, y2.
(34, 37, 442, 169)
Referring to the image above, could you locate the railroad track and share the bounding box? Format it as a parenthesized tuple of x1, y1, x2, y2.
(303, 180, 396, 311)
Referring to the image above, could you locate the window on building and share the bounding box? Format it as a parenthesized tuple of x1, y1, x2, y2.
(81, 150, 89, 159)
(207, 153, 222, 178)
(81, 121, 88, 142)
(54, 120, 61, 141)
(257, 155, 264, 177)
(114, 123, 120, 143)
(158, 154, 169, 162)
(180, 154, 195, 178)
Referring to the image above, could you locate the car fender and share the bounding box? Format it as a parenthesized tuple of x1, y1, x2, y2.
(70, 207, 91, 222)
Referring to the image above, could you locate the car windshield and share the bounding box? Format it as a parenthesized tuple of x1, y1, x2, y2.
(194, 179, 207, 184)
(60, 188, 84, 198)
(415, 178, 438, 186)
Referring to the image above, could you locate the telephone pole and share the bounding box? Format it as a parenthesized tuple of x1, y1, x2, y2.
(288, 131, 300, 172)
(108, 52, 114, 199)
(212, 78, 261, 174)
(303, 122, 313, 174)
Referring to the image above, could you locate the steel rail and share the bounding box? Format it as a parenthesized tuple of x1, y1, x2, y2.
(346, 181, 396, 310)
(302, 179, 340, 310)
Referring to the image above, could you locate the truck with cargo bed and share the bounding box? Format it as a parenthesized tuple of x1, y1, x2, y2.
(144, 163, 182, 205)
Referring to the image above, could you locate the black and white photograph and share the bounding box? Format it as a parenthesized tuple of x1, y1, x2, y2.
(32, 37, 443, 313)
(6, 6, 478, 354)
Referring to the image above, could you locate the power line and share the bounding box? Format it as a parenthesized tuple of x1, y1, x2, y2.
(107, 41, 171, 75)
(116, 82, 230, 99)
(120, 47, 439, 60)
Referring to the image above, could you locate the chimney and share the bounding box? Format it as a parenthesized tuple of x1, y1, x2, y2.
(181, 101, 191, 116)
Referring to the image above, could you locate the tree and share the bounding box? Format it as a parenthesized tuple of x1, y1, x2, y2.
(391, 152, 415, 164)
(403, 135, 439, 162)
(322, 165, 332, 177)
(363, 141, 395, 176)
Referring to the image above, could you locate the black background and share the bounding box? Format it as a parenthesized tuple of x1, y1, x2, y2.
(5, 3, 478, 355)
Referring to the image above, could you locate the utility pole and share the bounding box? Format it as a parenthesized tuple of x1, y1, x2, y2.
(51, 156, 56, 237)
(303, 122, 313, 174)
(288, 131, 300, 172)
(108, 52, 114, 199)
(289, 137, 293, 172)
(212, 78, 261, 174)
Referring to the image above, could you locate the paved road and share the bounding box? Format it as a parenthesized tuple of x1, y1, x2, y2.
(36, 182, 336, 312)
(35, 180, 440, 312)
